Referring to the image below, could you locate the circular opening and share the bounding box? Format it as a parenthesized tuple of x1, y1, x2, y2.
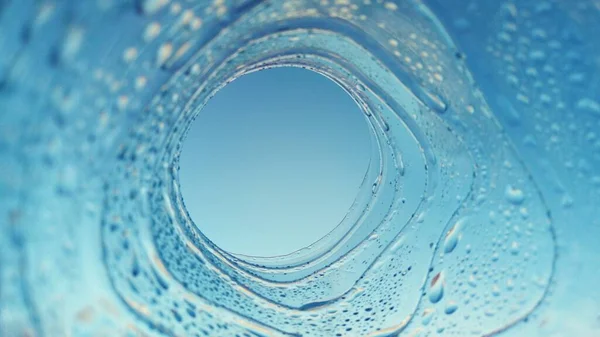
(179, 67, 371, 257)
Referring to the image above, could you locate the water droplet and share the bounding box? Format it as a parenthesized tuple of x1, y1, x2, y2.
(135, 76, 147, 91)
(61, 26, 85, 61)
(420, 90, 448, 113)
(381, 120, 390, 132)
(443, 218, 464, 254)
(429, 272, 444, 304)
(34, 3, 56, 27)
(561, 194, 574, 208)
(123, 47, 138, 63)
(528, 50, 546, 61)
(510, 241, 519, 255)
(444, 301, 458, 315)
(144, 22, 162, 42)
(422, 308, 435, 325)
(468, 274, 477, 287)
(492, 285, 501, 297)
(137, 0, 169, 15)
(507, 278, 515, 291)
(505, 185, 525, 205)
(157, 42, 173, 67)
(576, 98, 600, 115)
(384, 2, 398, 11)
(372, 175, 382, 194)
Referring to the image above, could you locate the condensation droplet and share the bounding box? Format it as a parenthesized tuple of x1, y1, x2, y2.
(156, 42, 173, 67)
(429, 272, 444, 304)
(443, 218, 464, 254)
(144, 22, 162, 42)
(420, 90, 448, 113)
(444, 301, 458, 315)
(137, 0, 169, 15)
(576, 98, 600, 115)
(505, 185, 525, 205)
(422, 308, 435, 325)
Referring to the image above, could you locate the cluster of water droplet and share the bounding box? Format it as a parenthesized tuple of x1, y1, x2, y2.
(0, 0, 561, 336)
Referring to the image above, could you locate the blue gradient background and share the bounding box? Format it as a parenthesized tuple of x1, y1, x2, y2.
(179, 68, 372, 257)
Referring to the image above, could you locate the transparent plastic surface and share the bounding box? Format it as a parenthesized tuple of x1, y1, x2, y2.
(0, 0, 598, 336)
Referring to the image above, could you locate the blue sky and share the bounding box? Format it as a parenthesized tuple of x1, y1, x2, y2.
(179, 67, 371, 257)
